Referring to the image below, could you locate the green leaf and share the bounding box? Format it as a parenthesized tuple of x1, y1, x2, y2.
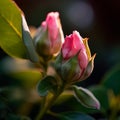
(58, 112, 95, 120)
(22, 15, 39, 62)
(0, 0, 28, 59)
(37, 76, 57, 96)
(73, 86, 100, 109)
(101, 64, 120, 95)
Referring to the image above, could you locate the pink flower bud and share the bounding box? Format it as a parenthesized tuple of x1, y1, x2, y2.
(55, 31, 95, 84)
(34, 12, 64, 59)
(62, 31, 88, 69)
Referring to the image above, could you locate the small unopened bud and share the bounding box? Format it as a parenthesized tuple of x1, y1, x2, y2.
(34, 12, 64, 60)
(73, 86, 100, 109)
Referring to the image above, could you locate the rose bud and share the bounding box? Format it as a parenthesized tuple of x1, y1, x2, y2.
(55, 31, 95, 84)
(34, 12, 64, 60)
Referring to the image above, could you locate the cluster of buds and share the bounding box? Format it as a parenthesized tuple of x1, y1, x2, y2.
(34, 12, 95, 84)
(34, 12, 100, 112)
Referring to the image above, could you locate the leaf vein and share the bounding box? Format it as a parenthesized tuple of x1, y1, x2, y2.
(0, 13, 22, 38)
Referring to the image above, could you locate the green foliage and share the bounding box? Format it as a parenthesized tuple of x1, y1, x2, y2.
(37, 76, 58, 96)
(89, 85, 109, 114)
(58, 112, 95, 120)
(101, 64, 120, 95)
(0, 0, 29, 59)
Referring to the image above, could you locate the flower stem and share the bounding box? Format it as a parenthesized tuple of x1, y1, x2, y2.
(36, 85, 64, 120)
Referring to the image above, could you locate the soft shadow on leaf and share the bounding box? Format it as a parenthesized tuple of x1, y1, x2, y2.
(0, 0, 28, 59)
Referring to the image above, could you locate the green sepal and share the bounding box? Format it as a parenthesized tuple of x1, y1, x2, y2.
(61, 54, 81, 83)
(22, 14, 39, 62)
(54, 53, 63, 75)
(37, 76, 58, 96)
(73, 85, 100, 109)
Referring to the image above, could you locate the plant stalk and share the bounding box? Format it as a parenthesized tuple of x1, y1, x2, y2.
(36, 85, 64, 120)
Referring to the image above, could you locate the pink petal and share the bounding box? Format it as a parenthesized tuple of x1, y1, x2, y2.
(62, 31, 83, 60)
(46, 12, 59, 42)
(78, 50, 88, 69)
